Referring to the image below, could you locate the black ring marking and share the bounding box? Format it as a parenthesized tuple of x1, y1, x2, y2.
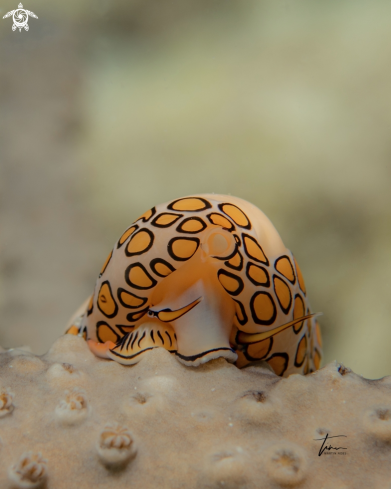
(125, 228, 155, 257)
(97, 281, 118, 318)
(96, 321, 120, 344)
(206, 212, 236, 231)
(151, 212, 183, 228)
(167, 237, 200, 261)
(117, 224, 139, 249)
(233, 299, 248, 326)
(167, 197, 212, 212)
(250, 291, 277, 325)
(273, 275, 292, 315)
(244, 336, 274, 362)
(126, 306, 149, 323)
(224, 250, 243, 271)
(274, 255, 296, 284)
(266, 352, 289, 376)
(217, 269, 244, 296)
(117, 288, 148, 309)
(242, 233, 269, 265)
(294, 334, 307, 368)
(149, 258, 176, 278)
(125, 262, 158, 290)
(134, 207, 156, 223)
(246, 262, 270, 287)
(293, 294, 305, 334)
(218, 203, 251, 230)
(176, 216, 207, 234)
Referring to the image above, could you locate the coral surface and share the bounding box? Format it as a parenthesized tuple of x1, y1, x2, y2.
(0, 335, 390, 488)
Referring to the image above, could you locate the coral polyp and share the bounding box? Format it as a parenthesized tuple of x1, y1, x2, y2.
(8, 452, 47, 489)
(55, 388, 89, 425)
(0, 388, 14, 417)
(97, 422, 136, 468)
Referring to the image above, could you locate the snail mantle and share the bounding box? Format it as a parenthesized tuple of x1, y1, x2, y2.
(66, 194, 322, 377)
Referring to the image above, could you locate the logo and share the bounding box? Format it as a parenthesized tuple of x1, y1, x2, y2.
(314, 433, 348, 456)
(3, 3, 38, 32)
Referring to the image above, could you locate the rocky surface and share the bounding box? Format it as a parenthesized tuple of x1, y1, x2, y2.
(0, 335, 390, 488)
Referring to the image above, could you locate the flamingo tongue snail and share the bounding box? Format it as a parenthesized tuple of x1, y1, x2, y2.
(66, 194, 322, 377)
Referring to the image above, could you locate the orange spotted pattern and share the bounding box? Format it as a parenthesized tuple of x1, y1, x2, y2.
(69, 195, 322, 377)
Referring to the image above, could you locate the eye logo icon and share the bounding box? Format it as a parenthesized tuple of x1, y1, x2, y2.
(3, 3, 38, 32)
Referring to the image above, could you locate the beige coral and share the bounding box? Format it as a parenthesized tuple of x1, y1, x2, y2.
(0, 334, 390, 488)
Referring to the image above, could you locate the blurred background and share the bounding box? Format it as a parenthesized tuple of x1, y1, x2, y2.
(0, 0, 390, 378)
